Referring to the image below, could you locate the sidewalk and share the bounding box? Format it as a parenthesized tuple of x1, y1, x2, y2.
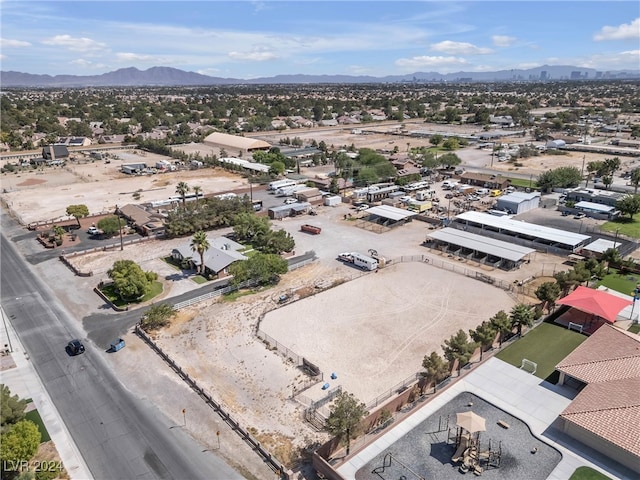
(0, 305, 93, 480)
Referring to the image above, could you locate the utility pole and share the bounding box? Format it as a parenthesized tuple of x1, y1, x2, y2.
(116, 205, 124, 251)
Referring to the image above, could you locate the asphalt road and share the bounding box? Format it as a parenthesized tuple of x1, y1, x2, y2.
(0, 232, 244, 480)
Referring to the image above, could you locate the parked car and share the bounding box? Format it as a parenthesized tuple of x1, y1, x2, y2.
(356, 204, 370, 211)
(284, 198, 297, 204)
(67, 339, 85, 355)
(574, 212, 586, 219)
(87, 226, 101, 235)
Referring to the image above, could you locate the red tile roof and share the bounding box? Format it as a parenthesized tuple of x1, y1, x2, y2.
(556, 324, 640, 383)
(557, 324, 640, 459)
(560, 378, 640, 457)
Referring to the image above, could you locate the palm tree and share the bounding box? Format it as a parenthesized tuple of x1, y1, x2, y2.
(175, 182, 190, 208)
(190, 231, 210, 275)
(510, 303, 534, 337)
(490, 310, 512, 346)
(192, 185, 202, 206)
(601, 247, 622, 273)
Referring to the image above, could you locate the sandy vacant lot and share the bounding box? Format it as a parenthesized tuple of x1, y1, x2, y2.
(261, 262, 515, 406)
(1, 153, 246, 224)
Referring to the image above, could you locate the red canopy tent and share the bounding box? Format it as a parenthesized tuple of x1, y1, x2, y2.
(556, 286, 632, 323)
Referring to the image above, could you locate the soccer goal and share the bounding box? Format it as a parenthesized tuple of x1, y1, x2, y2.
(520, 358, 537, 375)
(568, 322, 584, 334)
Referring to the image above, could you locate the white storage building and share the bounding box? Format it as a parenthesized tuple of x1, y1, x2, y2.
(495, 191, 541, 215)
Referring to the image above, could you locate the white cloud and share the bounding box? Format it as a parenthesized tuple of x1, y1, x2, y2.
(228, 50, 278, 61)
(594, 18, 640, 41)
(492, 35, 516, 47)
(116, 52, 159, 62)
(42, 34, 106, 52)
(395, 55, 468, 70)
(69, 59, 108, 70)
(430, 40, 493, 55)
(1, 38, 31, 48)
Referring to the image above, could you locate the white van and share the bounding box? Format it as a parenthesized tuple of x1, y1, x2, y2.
(442, 180, 458, 190)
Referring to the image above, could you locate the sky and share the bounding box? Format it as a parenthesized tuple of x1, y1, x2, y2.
(1, 1, 639, 78)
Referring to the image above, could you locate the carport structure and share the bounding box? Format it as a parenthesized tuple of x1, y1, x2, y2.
(426, 227, 534, 270)
(453, 211, 590, 253)
(362, 205, 417, 228)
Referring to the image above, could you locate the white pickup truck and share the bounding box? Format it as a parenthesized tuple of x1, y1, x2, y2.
(87, 226, 102, 235)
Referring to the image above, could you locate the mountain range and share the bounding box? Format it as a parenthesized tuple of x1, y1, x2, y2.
(1, 65, 638, 87)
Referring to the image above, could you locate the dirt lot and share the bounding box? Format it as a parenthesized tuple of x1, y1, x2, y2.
(261, 261, 516, 405)
(1, 151, 245, 225)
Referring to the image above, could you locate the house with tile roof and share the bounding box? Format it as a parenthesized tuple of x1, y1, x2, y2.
(555, 324, 640, 471)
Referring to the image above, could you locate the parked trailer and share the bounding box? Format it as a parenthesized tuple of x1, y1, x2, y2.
(352, 252, 378, 271)
(268, 179, 297, 191)
(301, 224, 322, 235)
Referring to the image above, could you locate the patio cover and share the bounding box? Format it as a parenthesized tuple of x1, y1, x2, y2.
(556, 286, 632, 323)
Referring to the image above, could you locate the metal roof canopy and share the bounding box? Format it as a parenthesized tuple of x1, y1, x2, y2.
(455, 211, 590, 247)
(583, 238, 621, 254)
(575, 201, 615, 213)
(428, 227, 535, 262)
(366, 205, 417, 222)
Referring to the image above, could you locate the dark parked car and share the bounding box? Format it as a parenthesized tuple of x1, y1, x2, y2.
(67, 339, 85, 355)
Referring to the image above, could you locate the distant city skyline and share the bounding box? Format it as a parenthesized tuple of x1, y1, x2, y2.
(1, 1, 638, 78)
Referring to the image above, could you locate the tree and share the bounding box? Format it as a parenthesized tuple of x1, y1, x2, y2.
(420, 352, 449, 393)
(616, 194, 640, 220)
(442, 137, 460, 151)
(534, 282, 561, 313)
(429, 134, 443, 147)
(510, 303, 534, 337)
(442, 330, 477, 373)
(326, 391, 368, 455)
(269, 161, 285, 176)
(227, 253, 288, 286)
(469, 321, 497, 360)
(0, 420, 41, 473)
(585, 161, 603, 188)
(489, 310, 512, 346)
(140, 303, 177, 332)
(192, 185, 202, 206)
(190, 231, 210, 275)
(256, 229, 295, 254)
(438, 152, 461, 169)
(97, 215, 126, 236)
(629, 169, 640, 194)
(66, 204, 89, 228)
(553, 270, 581, 296)
(1, 385, 27, 427)
(536, 166, 582, 192)
(601, 248, 622, 273)
(175, 181, 190, 208)
(107, 260, 157, 300)
(233, 213, 271, 243)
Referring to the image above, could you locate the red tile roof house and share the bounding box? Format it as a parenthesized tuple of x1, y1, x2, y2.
(555, 324, 640, 471)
